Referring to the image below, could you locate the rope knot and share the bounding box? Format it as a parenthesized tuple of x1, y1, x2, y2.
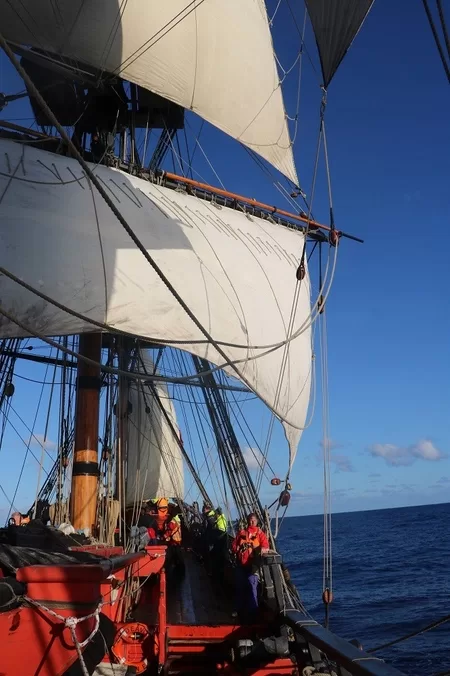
(65, 616, 78, 630)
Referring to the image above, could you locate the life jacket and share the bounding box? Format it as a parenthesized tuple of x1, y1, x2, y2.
(235, 527, 263, 567)
(168, 514, 182, 544)
(215, 513, 227, 532)
(147, 510, 170, 541)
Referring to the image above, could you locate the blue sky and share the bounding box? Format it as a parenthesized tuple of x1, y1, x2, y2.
(0, 0, 449, 519)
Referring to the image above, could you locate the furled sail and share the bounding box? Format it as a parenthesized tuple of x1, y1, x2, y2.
(126, 351, 184, 507)
(0, 139, 312, 457)
(0, 0, 298, 185)
(305, 0, 374, 87)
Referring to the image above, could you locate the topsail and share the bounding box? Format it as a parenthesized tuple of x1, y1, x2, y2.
(0, 0, 298, 185)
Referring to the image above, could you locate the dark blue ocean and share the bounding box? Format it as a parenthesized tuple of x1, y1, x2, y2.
(277, 502, 450, 675)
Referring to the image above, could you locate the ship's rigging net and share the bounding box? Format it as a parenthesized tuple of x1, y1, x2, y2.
(0, 0, 298, 185)
(0, 338, 291, 531)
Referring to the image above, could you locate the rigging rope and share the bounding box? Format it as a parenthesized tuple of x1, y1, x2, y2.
(318, 90, 335, 629)
(6, 357, 50, 521)
(437, 0, 450, 59)
(422, 0, 450, 83)
(32, 350, 58, 519)
(367, 613, 450, 654)
(256, 85, 329, 496)
(320, 306, 332, 628)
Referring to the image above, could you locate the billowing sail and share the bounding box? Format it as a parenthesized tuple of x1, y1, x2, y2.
(0, 139, 312, 456)
(305, 0, 374, 87)
(126, 351, 184, 507)
(1, 0, 298, 184)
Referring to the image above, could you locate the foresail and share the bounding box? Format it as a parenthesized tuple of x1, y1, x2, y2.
(0, 139, 312, 456)
(1, 0, 298, 185)
(126, 351, 184, 506)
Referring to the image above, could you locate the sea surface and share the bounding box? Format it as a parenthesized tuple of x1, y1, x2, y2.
(277, 502, 450, 675)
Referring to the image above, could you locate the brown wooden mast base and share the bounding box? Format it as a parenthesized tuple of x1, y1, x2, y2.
(70, 333, 102, 535)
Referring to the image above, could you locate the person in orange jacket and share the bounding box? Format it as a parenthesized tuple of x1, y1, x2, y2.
(232, 513, 269, 617)
(147, 497, 171, 543)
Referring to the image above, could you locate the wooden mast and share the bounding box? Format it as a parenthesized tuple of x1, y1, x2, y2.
(70, 333, 102, 534)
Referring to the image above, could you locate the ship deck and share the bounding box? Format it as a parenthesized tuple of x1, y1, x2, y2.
(132, 548, 235, 627)
(166, 549, 235, 625)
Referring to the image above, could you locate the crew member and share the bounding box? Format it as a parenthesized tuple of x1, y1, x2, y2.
(147, 497, 171, 544)
(202, 503, 217, 530)
(9, 511, 30, 526)
(215, 507, 227, 533)
(165, 512, 182, 545)
(232, 513, 269, 618)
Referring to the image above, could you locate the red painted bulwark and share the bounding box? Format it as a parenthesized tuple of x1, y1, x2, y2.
(1, 566, 101, 676)
(135, 546, 166, 577)
(0, 554, 148, 676)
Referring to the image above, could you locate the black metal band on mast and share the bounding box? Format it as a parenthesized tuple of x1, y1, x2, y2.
(192, 356, 263, 522)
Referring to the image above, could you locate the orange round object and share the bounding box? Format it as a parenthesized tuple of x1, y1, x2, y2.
(271, 478, 281, 486)
(322, 589, 334, 605)
(111, 622, 151, 674)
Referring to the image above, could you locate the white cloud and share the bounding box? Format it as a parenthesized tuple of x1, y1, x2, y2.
(243, 447, 264, 470)
(369, 439, 447, 467)
(412, 439, 445, 461)
(29, 433, 57, 451)
(318, 438, 353, 472)
(332, 453, 354, 473)
(320, 437, 343, 451)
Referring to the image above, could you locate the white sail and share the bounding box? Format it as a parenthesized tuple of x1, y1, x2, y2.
(0, 139, 312, 455)
(126, 351, 184, 507)
(1, 0, 298, 185)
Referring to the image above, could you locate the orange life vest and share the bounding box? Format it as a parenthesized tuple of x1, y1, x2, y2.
(235, 527, 263, 566)
(168, 515, 182, 544)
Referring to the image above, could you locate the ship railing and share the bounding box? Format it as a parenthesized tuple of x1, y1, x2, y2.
(283, 610, 406, 676)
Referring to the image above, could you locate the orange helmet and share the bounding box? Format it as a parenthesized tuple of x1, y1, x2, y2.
(157, 497, 168, 510)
